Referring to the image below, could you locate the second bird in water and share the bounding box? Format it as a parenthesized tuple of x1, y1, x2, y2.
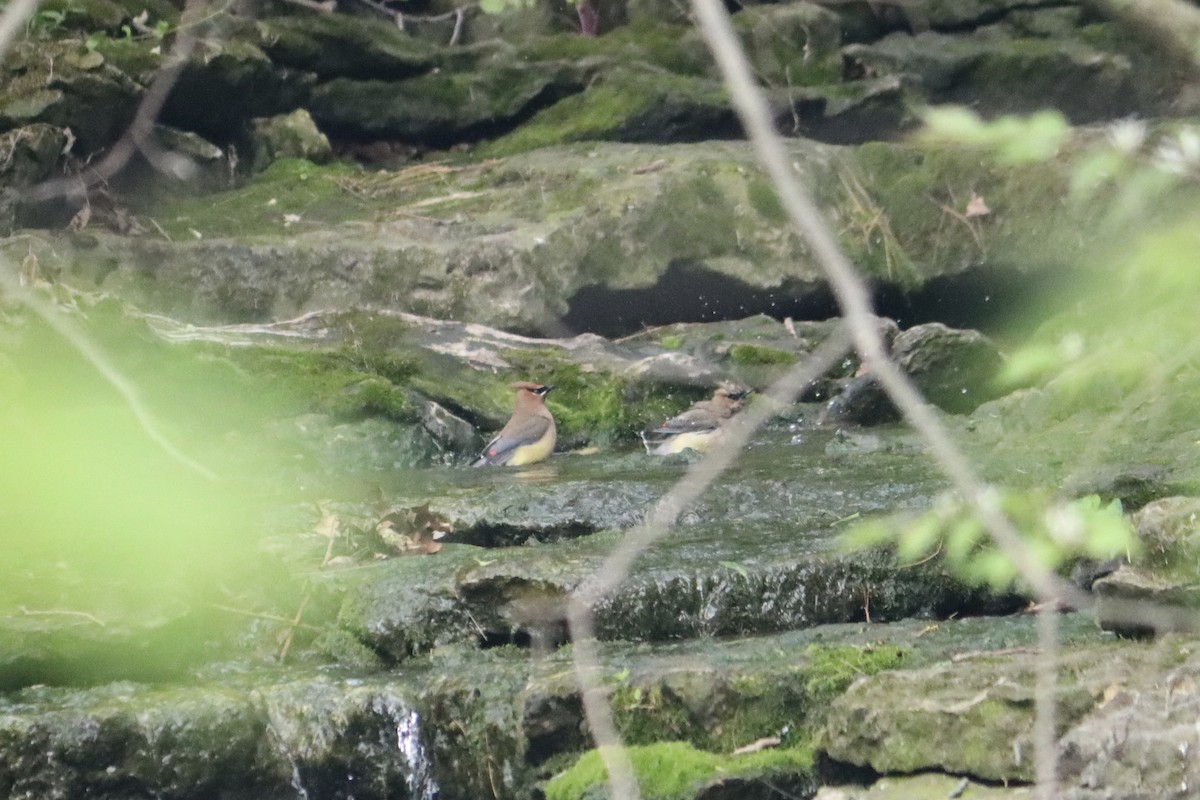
(640, 383, 752, 456)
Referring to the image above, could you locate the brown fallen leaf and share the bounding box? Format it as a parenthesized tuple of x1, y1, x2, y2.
(376, 503, 451, 555)
(965, 192, 991, 219)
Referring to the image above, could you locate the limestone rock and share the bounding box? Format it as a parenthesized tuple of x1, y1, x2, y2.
(248, 109, 332, 172)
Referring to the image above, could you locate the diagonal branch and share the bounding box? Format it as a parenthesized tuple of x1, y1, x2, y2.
(24, 0, 213, 203)
(567, 329, 852, 800)
(0, 0, 40, 64)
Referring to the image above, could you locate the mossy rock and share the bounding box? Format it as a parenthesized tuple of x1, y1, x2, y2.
(308, 59, 585, 143)
(481, 67, 734, 157)
(545, 741, 816, 800)
(255, 13, 438, 80)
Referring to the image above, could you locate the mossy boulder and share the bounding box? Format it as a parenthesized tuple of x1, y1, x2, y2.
(821, 645, 1109, 783)
(1090, 496, 1200, 636)
(309, 60, 585, 143)
(162, 38, 312, 141)
(12, 138, 1096, 336)
(248, 108, 333, 171)
(842, 22, 1185, 123)
(254, 12, 438, 80)
(0, 41, 142, 153)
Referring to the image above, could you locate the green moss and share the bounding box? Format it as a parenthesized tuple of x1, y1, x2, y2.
(746, 177, 786, 223)
(726, 343, 796, 366)
(802, 644, 906, 707)
(846, 141, 1080, 284)
(545, 741, 814, 800)
(517, 23, 708, 76)
(498, 349, 679, 444)
(208, 342, 419, 424)
(481, 71, 727, 158)
(143, 158, 363, 239)
(659, 335, 683, 351)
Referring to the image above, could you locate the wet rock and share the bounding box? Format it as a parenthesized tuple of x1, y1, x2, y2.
(1057, 639, 1200, 800)
(821, 645, 1111, 783)
(815, 774, 1033, 800)
(248, 109, 332, 172)
(1090, 497, 1200, 637)
(841, 21, 1182, 122)
(728, 3, 843, 88)
(0, 682, 281, 799)
(1065, 464, 1174, 509)
(892, 322, 1004, 413)
(0, 676, 440, 800)
(140, 124, 228, 187)
(0, 124, 69, 234)
(255, 13, 438, 80)
(822, 374, 898, 426)
(162, 38, 312, 141)
(0, 41, 141, 153)
(308, 60, 585, 143)
(16, 139, 1092, 337)
(824, 321, 1002, 423)
(263, 678, 439, 800)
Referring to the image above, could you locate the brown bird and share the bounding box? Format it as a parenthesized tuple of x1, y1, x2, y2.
(640, 383, 751, 455)
(473, 382, 556, 467)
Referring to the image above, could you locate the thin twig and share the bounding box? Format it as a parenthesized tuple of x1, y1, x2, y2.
(17, 606, 106, 626)
(0, 0, 39, 64)
(0, 262, 220, 480)
(24, 0, 213, 203)
(211, 603, 324, 631)
(1034, 605, 1059, 800)
(277, 593, 311, 663)
(567, 330, 852, 800)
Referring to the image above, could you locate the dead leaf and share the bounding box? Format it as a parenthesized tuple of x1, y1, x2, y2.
(20, 251, 43, 286)
(783, 316, 797, 337)
(314, 511, 340, 540)
(68, 203, 91, 232)
(965, 193, 991, 219)
(375, 503, 451, 555)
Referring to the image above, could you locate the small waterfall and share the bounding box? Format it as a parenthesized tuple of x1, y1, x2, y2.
(379, 697, 440, 800)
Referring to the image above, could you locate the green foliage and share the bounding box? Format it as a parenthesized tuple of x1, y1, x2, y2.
(24, 2, 84, 38)
(1069, 120, 1200, 224)
(844, 491, 1138, 592)
(658, 334, 683, 350)
(919, 106, 1070, 165)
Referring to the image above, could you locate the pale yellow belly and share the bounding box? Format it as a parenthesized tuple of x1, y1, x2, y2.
(652, 429, 721, 455)
(506, 426, 556, 466)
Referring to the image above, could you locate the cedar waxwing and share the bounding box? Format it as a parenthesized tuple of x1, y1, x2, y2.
(640, 383, 751, 456)
(473, 382, 557, 467)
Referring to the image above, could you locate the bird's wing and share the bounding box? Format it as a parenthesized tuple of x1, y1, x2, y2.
(655, 404, 723, 434)
(476, 416, 553, 465)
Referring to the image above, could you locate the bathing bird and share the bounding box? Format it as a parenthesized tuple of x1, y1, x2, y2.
(473, 382, 556, 467)
(640, 383, 751, 456)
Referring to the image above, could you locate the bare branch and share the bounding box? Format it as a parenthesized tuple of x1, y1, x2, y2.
(686, 0, 1073, 605)
(0, 260, 220, 481)
(24, 0, 213, 203)
(1034, 605, 1059, 800)
(0, 0, 39, 64)
(567, 330, 852, 799)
